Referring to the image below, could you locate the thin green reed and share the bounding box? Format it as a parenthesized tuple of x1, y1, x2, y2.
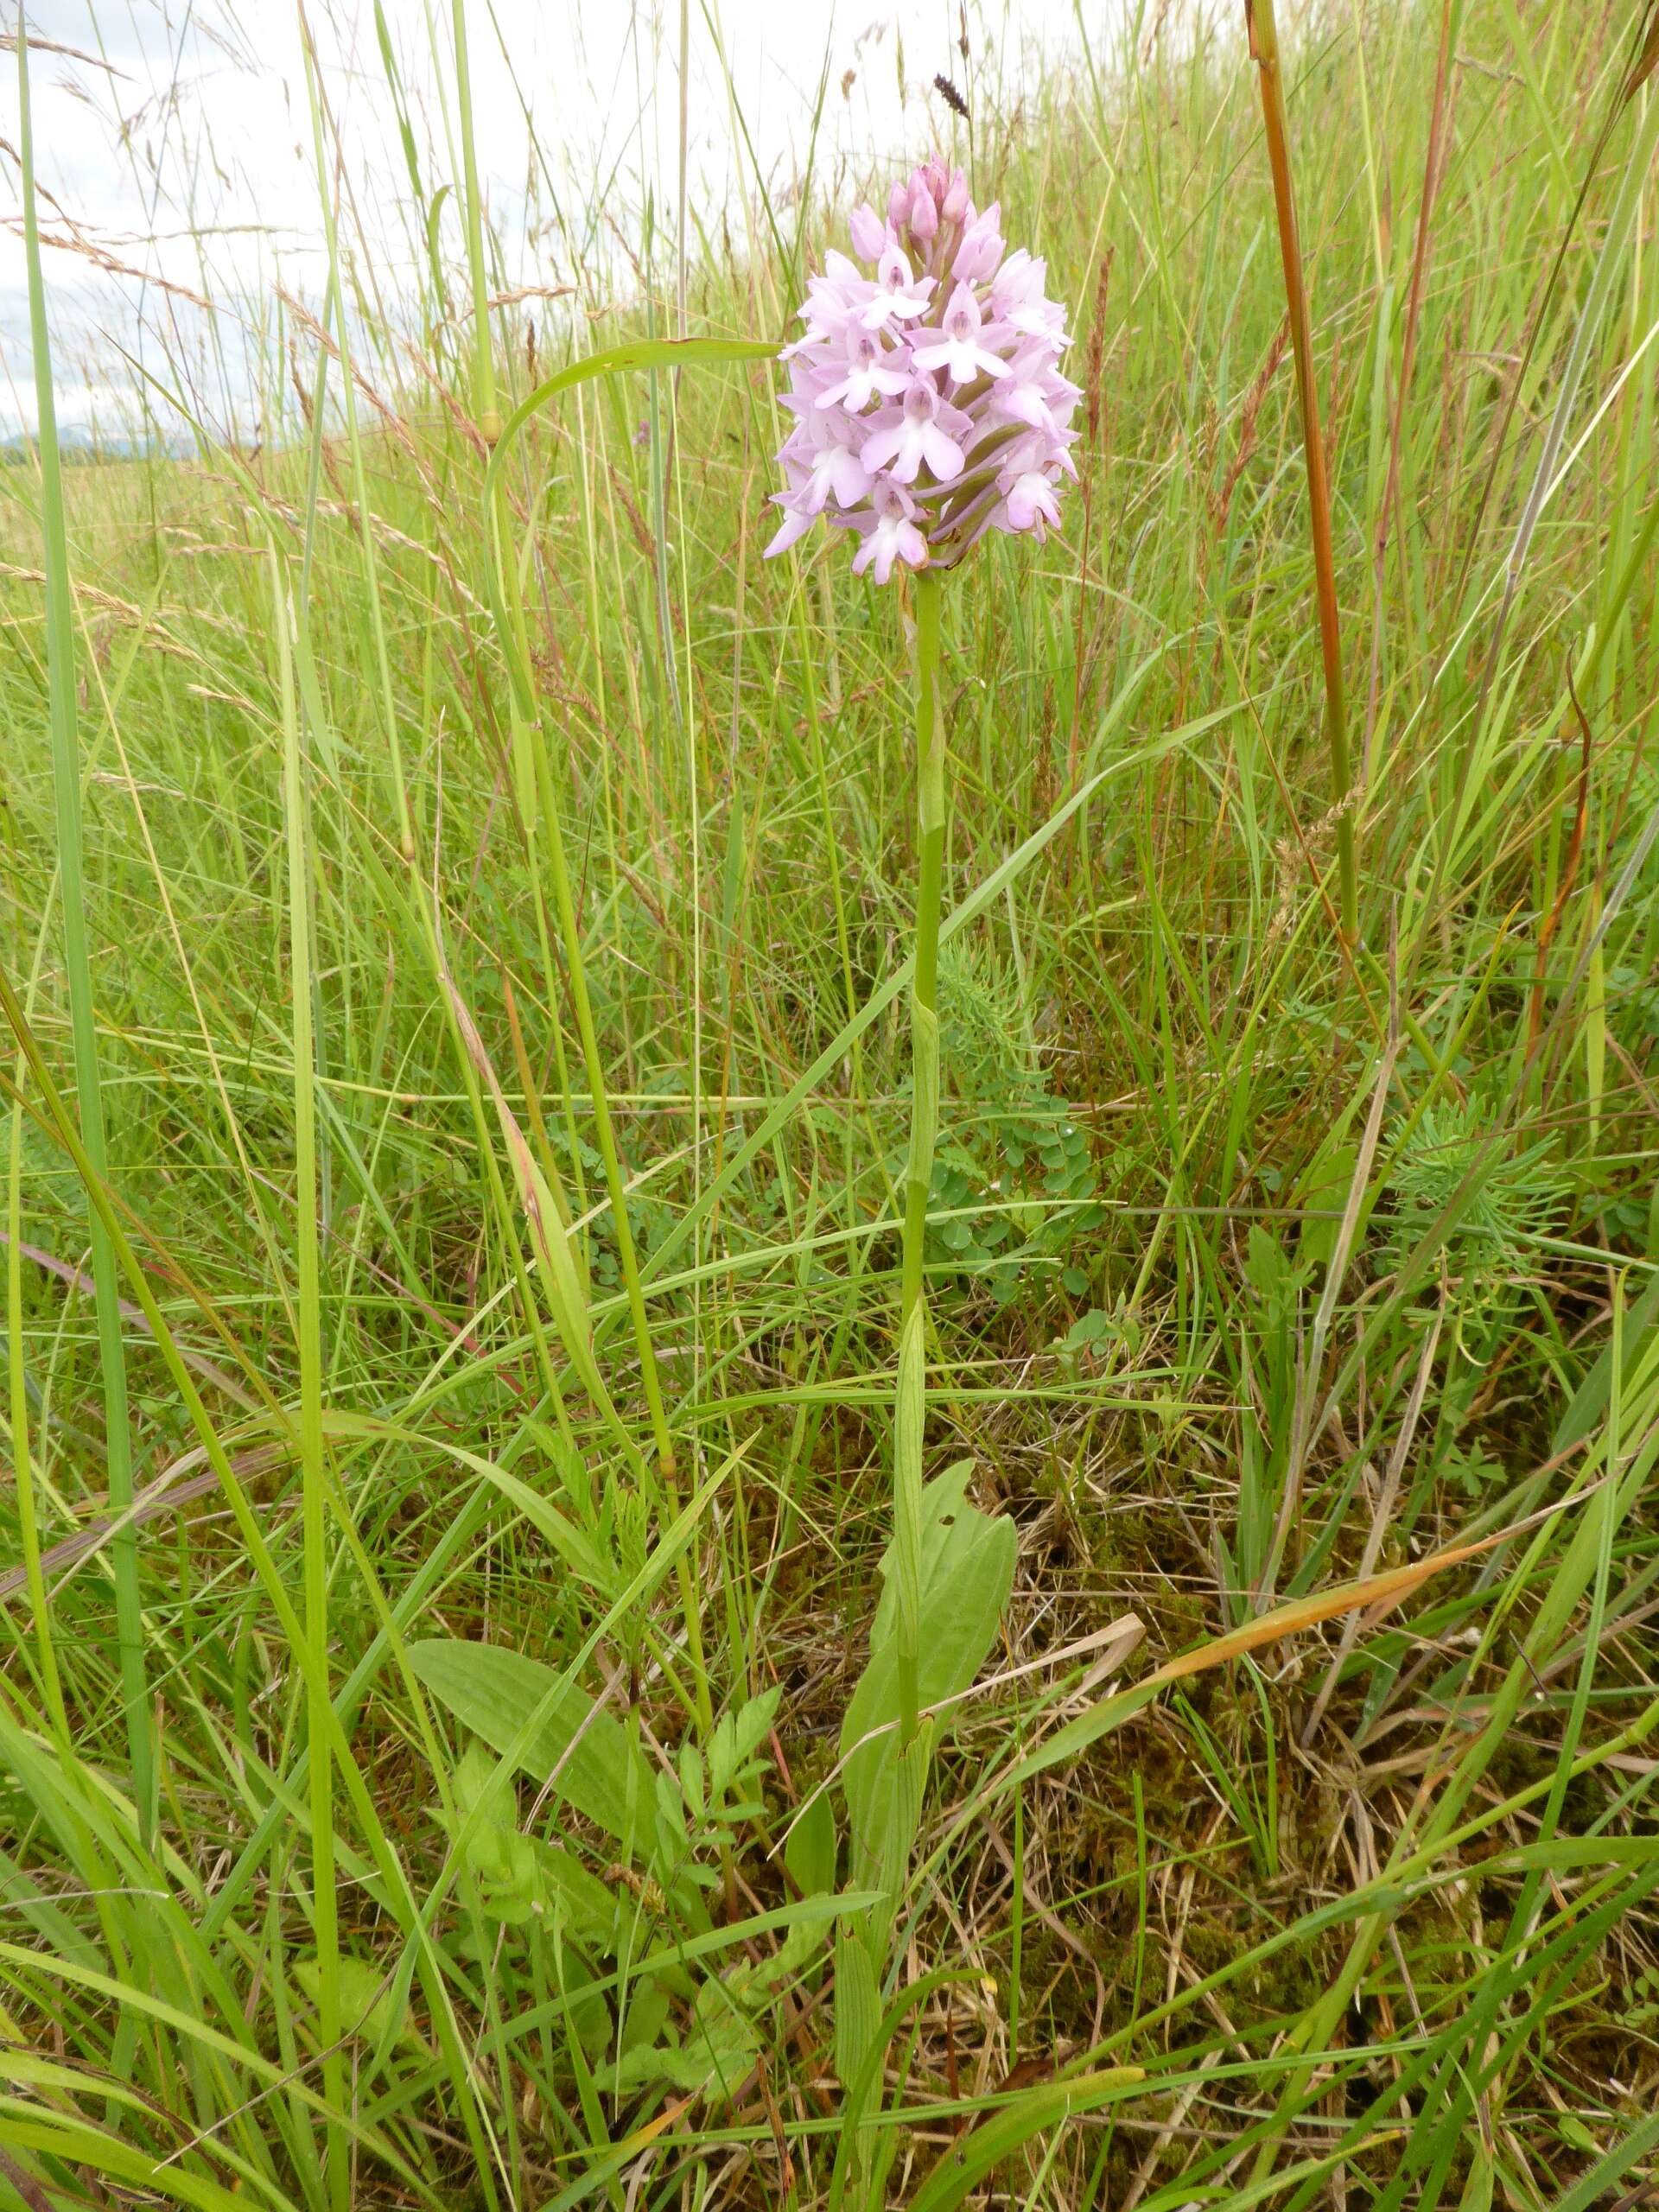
(270, 542, 346, 2210)
(449, 0, 499, 444)
(7, 922, 67, 1743)
(16, 19, 152, 1834)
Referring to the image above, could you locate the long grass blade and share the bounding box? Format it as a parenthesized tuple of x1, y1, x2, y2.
(13, 15, 151, 1832)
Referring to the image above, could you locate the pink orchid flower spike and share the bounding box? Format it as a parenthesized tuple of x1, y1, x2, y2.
(766, 158, 1080, 579)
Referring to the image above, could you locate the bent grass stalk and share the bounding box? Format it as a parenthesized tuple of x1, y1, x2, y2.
(523, 713, 715, 1732)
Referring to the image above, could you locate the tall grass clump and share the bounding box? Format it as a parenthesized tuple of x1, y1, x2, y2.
(3, 2, 1659, 2207)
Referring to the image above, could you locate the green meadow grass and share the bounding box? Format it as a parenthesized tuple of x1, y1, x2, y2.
(4, 2, 1659, 2204)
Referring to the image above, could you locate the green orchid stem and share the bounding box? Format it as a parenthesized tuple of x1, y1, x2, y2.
(896, 568, 947, 1750)
(902, 572, 946, 1331)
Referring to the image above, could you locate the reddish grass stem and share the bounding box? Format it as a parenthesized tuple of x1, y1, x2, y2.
(1245, 0, 1357, 947)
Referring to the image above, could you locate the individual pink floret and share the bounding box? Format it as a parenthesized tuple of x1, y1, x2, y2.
(858, 378, 970, 486)
(860, 243, 936, 328)
(850, 480, 930, 582)
(816, 327, 912, 414)
(912, 284, 1014, 389)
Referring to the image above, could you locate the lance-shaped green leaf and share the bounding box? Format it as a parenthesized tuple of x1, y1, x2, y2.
(839, 1462, 1015, 1900)
(408, 1640, 654, 1859)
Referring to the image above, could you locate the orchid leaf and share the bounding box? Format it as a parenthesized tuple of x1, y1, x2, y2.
(839, 1462, 1015, 1897)
(408, 1639, 653, 1858)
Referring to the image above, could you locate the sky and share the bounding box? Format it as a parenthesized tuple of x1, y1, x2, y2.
(0, 0, 1109, 440)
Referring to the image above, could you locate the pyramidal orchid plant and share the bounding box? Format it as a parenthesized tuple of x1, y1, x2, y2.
(767, 161, 1076, 2069)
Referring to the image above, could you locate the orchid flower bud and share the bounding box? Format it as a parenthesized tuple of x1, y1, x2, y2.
(954, 200, 1005, 283)
(909, 183, 938, 243)
(849, 203, 886, 262)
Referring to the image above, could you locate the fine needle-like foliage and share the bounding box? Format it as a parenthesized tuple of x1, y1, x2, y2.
(3, 3, 1659, 2209)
